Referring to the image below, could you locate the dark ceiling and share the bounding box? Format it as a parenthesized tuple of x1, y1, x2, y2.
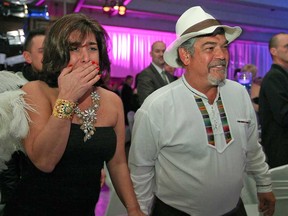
(5, 0, 288, 42)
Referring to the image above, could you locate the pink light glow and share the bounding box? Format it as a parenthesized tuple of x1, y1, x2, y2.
(103, 25, 179, 78)
(123, 0, 132, 6)
(74, 0, 86, 12)
(77, 4, 102, 11)
(102, 25, 271, 79)
(35, 0, 45, 6)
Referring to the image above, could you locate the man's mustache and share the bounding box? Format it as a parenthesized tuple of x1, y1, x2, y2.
(208, 60, 227, 68)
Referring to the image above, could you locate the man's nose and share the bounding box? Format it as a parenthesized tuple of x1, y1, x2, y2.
(214, 47, 227, 59)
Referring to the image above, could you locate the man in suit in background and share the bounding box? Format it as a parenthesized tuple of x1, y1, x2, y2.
(259, 32, 288, 168)
(137, 41, 176, 105)
(164, 62, 178, 81)
(15, 28, 46, 82)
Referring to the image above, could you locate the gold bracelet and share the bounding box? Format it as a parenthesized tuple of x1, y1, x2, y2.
(53, 99, 77, 120)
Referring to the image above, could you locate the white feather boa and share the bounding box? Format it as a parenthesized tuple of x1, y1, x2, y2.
(0, 71, 34, 172)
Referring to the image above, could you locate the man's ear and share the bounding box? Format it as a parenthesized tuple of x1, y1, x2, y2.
(178, 48, 190, 65)
(270, 47, 277, 57)
(23, 51, 32, 64)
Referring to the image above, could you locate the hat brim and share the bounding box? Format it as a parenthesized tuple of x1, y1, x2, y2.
(164, 25, 242, 68)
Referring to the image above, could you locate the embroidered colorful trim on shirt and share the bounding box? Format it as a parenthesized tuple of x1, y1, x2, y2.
(195, 95, 232, 146)
(195, 96, 215, 145)
(217, 96, 232, 144)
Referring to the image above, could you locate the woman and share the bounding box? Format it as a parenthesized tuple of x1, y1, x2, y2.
(241, 64, 262, 113)
(3, 13, 145, 216)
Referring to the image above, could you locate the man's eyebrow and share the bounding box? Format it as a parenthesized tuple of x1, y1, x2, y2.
(201, 40, 229, 47)
(202, 41, 217, 46)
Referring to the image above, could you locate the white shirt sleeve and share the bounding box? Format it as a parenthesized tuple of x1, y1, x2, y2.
(128, 108, 159, 214)
(244, 90, 272, 193)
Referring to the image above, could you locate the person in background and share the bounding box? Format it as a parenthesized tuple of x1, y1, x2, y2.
(233, 67, 241, 81)
(241, 64, 262, 113)
(3, 13, 145, 216)
(137, 41, 176, 105)
(129, 6, 275, 216)
(0, 71, 30, 215)
(16, 28, 46, 82)
(259, 32, 288, 168)
(164, 62, 178, 80)
(0, 28, 46, 213)
(121, 75, 139, 126)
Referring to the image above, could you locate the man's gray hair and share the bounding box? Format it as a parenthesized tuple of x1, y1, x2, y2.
(176, 38, 197, 67)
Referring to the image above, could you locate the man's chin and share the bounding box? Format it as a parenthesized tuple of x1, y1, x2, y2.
(208, 74, 226, 86)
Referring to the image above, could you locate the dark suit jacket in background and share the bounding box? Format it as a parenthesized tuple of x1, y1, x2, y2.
(259, 63, 288, 168)
(137, 63, 176, 105)
(121, 83, 140, 125)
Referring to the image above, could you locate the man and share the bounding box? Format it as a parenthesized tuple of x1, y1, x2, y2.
(259, 33, 288, 168)
(16, 28, 46, 82)
(121, 75, 138, 125)
(136, 41, 176, 105)
(129, 6, 275, 216)
(164, 62, 178, 80)
(0, 28, 46, 212)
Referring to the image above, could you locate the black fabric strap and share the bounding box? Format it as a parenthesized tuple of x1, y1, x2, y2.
(151, 197, 189, 216)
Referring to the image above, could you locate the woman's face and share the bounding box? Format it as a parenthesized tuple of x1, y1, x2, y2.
(68, 31, 100, 68)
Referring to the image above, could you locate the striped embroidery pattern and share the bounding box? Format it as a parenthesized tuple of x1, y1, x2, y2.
(217, 96, 232, 144)
(195, 95, 232, 146)
(195, 96, 215, 145)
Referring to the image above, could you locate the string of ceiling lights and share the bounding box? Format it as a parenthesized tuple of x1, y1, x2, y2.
(1, 0, 129, 17)
(102, 0, 127, 15)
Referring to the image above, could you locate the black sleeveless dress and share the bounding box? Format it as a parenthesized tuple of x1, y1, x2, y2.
(4, 125, 116, 216)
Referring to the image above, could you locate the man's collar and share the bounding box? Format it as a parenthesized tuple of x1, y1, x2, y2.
(151, 62, 163, 74)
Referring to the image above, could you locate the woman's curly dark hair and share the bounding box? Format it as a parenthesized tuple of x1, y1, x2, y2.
(39, 13, 111, 87)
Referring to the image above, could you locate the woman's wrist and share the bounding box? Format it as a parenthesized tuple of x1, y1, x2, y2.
(52, 98, 78, 120)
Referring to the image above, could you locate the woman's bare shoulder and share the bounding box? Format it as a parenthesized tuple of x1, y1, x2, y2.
(22, 80, 48, 91)
(21, 81, 57, 106)
(22, 80, 50, 94)
(98, 87, 121, 103)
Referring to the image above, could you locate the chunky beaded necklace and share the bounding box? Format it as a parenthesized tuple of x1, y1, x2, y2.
(74, 91, 100, 142)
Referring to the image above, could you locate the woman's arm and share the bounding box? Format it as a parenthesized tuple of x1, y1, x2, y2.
(22, 81, 72, 173)
(22, 63, 100, 172)
(106, 93, 145, 216)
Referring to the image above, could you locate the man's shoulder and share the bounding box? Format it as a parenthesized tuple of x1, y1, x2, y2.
(220, 79, 248, 98)
(223, 79, 243, 88)
(262, 64, 288, 82)
(138, 67, 158, 80)
(139, 64, 155, 74)
(142, 79, 182, 106)
(267, 64, 286, 75)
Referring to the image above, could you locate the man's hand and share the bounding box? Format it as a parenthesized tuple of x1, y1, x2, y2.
(100, 168, 106, 187)
(257, 192, 276, 216)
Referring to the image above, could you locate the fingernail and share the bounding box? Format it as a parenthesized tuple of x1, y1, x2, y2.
(92, 61, 99, 66)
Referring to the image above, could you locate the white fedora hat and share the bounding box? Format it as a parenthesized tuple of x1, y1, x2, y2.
(164, 6, 242, 68)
